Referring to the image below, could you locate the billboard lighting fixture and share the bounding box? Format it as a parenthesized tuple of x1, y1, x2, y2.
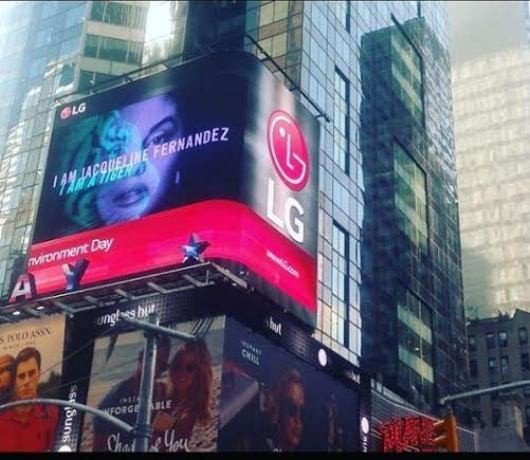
(12, 310, 21, 316)
(318, 348, 328, 367)
(36, 305, 46, 311)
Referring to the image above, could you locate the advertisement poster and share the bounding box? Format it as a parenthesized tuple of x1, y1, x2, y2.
(218, 318, 360, 452)
(0, 315, 65, 452)
(79, 316, 225, 452)
(21, 51, 319, 328)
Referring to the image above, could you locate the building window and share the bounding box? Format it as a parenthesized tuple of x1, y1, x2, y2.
(84, 34, 99, 58)
(259, 0, 288, 27)
(469, 359, 478, 378)
(335, 1, 351, 32)
(83, 34, 143, 65)
(397, 290, 434, 383)
(491, 382, 498, 400)
(498, 331, 508, 347)
(469, 384, 480, 405)
(522, 353, 530, 372)
(526, 406, 530, 425)
(393, 142, 428, 254)
(333, 68, 350, 173)
(520, 327, 528, 345)
(79, 70, 113, 91)
(488, 357, 497, 375)
(500, 356, 510, 376)
(524, 386, 530, 397)
(468, 335, 477, 352)
(90, 1, 148, 29)
(390, 25, 424, 125)
(331, 222, 349, 346)
(90, 0, 105, 21)
(99, 36, 128, 62)
(486, 332, 495, 349)
(492, 408, 501, 427)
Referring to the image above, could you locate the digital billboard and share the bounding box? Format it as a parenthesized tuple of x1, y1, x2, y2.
(52, 299, 364, 452)
(0, 315, 65, 452)
(21, 51, 319, 327)
(218, 318, 360, 452)
(78, 316, 225, 452)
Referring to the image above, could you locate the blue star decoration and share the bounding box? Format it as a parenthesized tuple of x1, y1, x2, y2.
(182, 233, 210, 265)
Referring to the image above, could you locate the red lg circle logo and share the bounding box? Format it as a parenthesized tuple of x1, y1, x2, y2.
(60, 106, 72, 120)
(268, 110, 309, 191)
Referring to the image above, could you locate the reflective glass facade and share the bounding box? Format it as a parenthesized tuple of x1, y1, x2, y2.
(0, 0, 149, 301)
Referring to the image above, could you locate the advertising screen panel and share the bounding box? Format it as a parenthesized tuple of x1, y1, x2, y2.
(25, 51, 319, 327)
(78, 316, 225, 452)
(0, 315, 65, 452)
(218, 318, 360, 452)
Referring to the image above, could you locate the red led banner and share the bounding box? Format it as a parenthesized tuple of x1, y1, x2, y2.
(27, 200, 316, 314)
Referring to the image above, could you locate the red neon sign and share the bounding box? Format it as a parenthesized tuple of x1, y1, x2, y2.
(379, 416, 436, 452)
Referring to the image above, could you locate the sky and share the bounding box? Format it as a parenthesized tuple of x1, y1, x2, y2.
(448, 1, 528, 65)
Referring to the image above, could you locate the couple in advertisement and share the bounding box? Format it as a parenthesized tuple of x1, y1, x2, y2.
(0, 316, 64, 453)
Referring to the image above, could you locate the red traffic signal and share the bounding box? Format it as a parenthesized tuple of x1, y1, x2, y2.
(433, 413, 459, 452)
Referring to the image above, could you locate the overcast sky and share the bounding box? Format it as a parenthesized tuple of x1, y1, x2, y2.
(448, 1, 528, 65)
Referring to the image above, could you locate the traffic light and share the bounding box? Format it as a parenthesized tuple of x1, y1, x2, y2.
(433, 412, 459, 452)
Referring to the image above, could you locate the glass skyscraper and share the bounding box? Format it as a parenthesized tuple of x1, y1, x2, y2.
(0, 0, 149, 301)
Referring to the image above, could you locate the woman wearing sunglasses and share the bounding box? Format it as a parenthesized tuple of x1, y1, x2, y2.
(151, 339, 213, 452)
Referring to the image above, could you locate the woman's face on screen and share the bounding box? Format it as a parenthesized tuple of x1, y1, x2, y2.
(95, 94, 181, 225)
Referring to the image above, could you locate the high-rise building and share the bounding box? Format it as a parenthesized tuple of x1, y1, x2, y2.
(0, 0, 149, 301)
(453, 48, 530, 319)
(0, 1, 468, 445)
(359, 13, 466, 413)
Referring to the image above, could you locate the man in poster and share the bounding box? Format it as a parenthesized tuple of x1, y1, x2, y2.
(0, 347, 59, 452)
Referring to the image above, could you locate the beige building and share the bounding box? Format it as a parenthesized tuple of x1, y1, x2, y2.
(453, 47, 530, 318)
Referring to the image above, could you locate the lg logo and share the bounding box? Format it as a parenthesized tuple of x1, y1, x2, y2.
(266, 110, 309, 244)
(267, 110, 309, 191)
(60, 102, 86, 120)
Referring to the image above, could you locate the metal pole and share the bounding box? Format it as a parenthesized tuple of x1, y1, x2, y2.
(0, 398, 135, 435)
(132, 312, 159, 453)
(440, 379, 530, 405)
(119, 313, 197, 342)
